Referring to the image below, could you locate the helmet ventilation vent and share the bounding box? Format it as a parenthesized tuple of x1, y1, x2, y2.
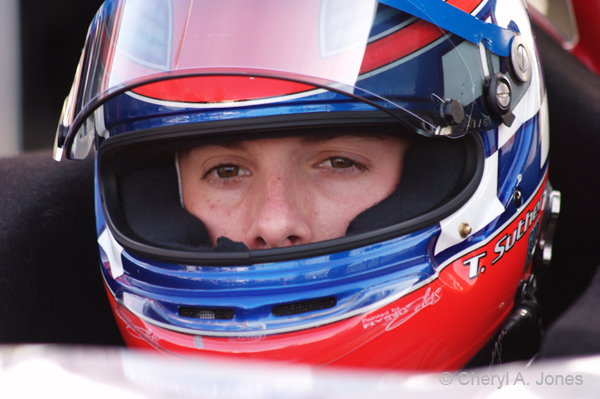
(272, 297, 337, 317)
(179, 307, 235, 320)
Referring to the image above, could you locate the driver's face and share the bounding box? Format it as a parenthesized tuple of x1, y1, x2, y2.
(178, 135, 407, 249)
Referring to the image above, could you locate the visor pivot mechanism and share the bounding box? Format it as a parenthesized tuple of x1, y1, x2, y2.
(440, 99, 465, 126)
(485, 73, 515, 127)
(510, 35, 532, 84)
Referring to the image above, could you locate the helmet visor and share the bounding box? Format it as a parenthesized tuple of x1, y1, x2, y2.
(56, 0, 496, 160)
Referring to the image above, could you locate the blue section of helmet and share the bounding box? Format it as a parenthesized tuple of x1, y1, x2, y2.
(378, 0, 514, 57)
(498, 130, 518, 187)
(497, 115, 541, 207)
(94, 161, 107, 237)
(478, 128, 498, 158)
(88, 0, 119, 41)
(101, 225, 440, 335)
(102, 90, 381, 136)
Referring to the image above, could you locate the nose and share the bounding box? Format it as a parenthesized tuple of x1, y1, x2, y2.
(244, 175, 312, 249)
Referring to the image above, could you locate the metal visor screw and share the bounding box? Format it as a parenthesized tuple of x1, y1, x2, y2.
(486, 73, 512, 116)
(496, 81, 511, 109)
(459, 223, 472, 238)
(510, 35, 532, 83)
(517, 46, 528, 73)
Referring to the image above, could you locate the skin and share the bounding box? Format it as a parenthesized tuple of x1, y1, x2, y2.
(178, 135, 408, 250)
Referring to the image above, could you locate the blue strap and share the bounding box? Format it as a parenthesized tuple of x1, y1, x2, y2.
(378, 0, 514, 57)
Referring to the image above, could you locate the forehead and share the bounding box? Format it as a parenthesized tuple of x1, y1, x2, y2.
(185, 132, 405, 153)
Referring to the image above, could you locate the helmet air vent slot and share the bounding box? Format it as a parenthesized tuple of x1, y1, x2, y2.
(179, 307, 235, 320)
(272, 297, 337, 317)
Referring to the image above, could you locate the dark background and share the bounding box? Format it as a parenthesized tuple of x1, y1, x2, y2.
(20, 0, 104, 151)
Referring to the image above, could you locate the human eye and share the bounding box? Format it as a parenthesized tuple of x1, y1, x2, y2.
(318, 157, 367, 173)
(204, 164, 251, 181)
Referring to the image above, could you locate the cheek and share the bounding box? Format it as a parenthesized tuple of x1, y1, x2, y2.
(180, 179, 250, 245)
(307, 176, 394, 240)
(310, 152, 403, 237)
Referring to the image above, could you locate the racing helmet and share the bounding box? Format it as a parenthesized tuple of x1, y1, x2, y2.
(55, 0, 560, 370)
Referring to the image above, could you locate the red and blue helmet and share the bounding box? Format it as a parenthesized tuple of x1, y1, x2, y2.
(55, 0, 559, 370)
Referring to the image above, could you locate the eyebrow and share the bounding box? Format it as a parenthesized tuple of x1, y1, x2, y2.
(196, 135, 359, 148)
(181, 129, 397, 153)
